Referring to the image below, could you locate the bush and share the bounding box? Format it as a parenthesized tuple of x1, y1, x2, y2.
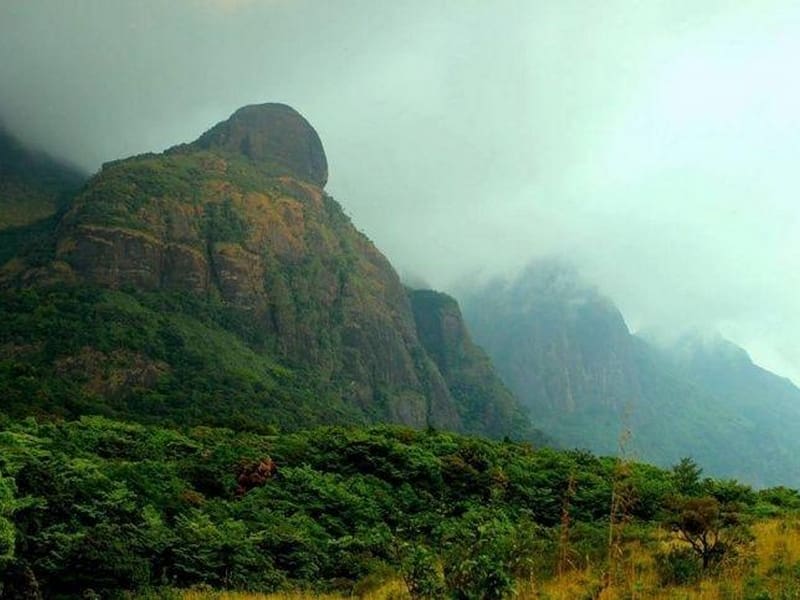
(655, 547, 702, 585)
(439, 507, 516, 599)
(398, 544, 444, 599)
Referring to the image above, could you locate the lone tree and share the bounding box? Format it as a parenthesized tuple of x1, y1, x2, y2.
(671, 457, 704, 497)
(666, 496, 745, 569)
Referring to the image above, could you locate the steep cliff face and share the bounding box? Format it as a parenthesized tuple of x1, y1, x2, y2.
(463, 259, 800, 486)
(645, 332, 800, 483)
(464, 261, 641, 418)
(0, 103, 534, 439)
(409, 289, 542, 441)
(32, 103, 460, 430)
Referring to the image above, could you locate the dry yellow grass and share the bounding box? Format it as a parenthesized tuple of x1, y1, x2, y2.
(178, 517, 800, 600)
(521, 516, 800, 600)
(181, 579, 406, 600)
(753, 516, 800, 574)
(183, 593, 343, 600)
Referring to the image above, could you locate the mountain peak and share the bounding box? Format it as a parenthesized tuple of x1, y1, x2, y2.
(190, 103, 328, 187)
(640, 328, 754, 368)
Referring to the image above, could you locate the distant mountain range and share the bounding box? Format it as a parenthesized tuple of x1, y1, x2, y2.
(463, 259, 800, 487)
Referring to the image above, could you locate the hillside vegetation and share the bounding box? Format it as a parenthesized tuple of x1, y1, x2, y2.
(1, 416, 798, 598)
(168, 517, 800, 599)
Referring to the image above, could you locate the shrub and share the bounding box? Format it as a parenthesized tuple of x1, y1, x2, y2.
(654, 547, 702, 585)
(398, 544, 444, 600)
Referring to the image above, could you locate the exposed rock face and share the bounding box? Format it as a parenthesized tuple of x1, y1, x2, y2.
(410, 289, 542, 441)
(21, 103, 487, 433)
(464, 261, 641, 418)
(411, 290, 471, 378)
(61, 229, 212, 293)
(190, 103, 328, 187)
(464, 260, 660, 458)
(54, 346, 169, 399)
(0, 103, 541, 439)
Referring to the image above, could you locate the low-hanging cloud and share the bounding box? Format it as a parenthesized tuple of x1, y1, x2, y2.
(0, 0, 797, 382)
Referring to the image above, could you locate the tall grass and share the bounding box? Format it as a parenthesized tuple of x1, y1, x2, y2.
(165, 516, 800, 600)
(178, 580, 406, 600)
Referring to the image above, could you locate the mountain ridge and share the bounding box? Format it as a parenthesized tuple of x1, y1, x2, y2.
(463, 259, 800, 487)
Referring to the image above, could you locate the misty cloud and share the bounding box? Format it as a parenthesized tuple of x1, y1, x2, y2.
(0, 0, 797, 381)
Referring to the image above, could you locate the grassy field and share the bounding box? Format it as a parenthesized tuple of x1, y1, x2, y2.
(528, 518, 800, 599)
(180, 584, 407, 600)
(167, 516, 800, 600)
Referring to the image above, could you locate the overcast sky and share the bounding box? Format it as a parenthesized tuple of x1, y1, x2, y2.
(1, 0, 798, 382)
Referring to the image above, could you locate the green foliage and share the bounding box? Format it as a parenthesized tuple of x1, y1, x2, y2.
(754, 487, 800, 517)
(0, 470, 15, 566)
(0, 214, 60, 267)
(0, 414, 788, 597)
(0, 286, 362, 431)
(654, 547, 702, 585)
(202, 199, 250, 244)
(0, 416, 621, 597)
(665, 495, 751, 570)
(628, 462, 677, 519)
(705, 478, 757, 506)
(398, 543, 445, 599)
(672, 457, 703, 496)
(438, 506, 533, 599)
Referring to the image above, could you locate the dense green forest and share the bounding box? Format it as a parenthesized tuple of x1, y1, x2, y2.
(1, 414, 797, 599)
(0, 285, 363, 431)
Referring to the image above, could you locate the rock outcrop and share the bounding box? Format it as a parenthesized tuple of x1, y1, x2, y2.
(188, 103, 328, 186)
(464, 260, 641, 417)
(1, 103, 534, 440)
(410, 289, 544, 442)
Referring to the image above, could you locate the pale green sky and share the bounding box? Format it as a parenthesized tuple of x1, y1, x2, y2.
(1, 0, 797, 381)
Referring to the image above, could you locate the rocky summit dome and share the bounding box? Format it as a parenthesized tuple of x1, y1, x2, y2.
(192, 103, 328, 187)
